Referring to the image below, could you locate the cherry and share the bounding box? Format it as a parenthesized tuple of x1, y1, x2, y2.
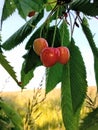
(57, 46, 70, 64)
(33, 38, 48, 55)
(40, 47, 60, 67)
(28, 11, 35, 17)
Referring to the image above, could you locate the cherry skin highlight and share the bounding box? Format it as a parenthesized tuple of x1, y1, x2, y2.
(40, 47, 60, 67)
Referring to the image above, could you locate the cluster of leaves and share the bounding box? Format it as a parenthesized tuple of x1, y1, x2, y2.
(79, 107, 98, 130)
(0, 99, 23, 130)
(0, 0, 98, 130)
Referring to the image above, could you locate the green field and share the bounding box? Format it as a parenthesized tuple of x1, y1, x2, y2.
(0, 87, 97, 130)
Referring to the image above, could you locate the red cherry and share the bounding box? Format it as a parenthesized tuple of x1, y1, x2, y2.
(40, 47, 60, 67)
(33, 38, 48, 55)
(28, 11, 35, 17)
(57, 46, 70, 64)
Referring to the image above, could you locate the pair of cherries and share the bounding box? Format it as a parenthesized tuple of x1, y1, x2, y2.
(33, 38, 70, 67)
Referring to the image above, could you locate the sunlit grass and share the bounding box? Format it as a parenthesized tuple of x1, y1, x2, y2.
(0, 86, 97, 130)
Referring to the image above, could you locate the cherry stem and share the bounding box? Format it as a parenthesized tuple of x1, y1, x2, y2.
(61, 19, 65, 46)
(40, 4, 58, 38)
(68, 11, 73, 39)
(51, 8, 59, 47)
(95, 16, 98, 20)
(71, 15, 78, 36)
(45, 4, 59, 23)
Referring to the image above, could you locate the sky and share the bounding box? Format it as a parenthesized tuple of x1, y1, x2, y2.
(0, 0, 98, 92)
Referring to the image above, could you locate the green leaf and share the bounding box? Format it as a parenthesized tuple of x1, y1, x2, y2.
(94, 56, 98, 90)
(1, 0, 16, 22)
(61, 63, 75, 130)
(23, 48, 41, 74)
(0, 100, 23, 130)
(0, 53, 18, 84)
(13, 0, 44, 19)
(45, 0, 56, 11)
(81, 17, 98, 89)
(71, 0, 98, 16)
(59, 21, 70, 47)
(69, 39, 87, 113)
(79, 108, 98, 130)
(46, 63, 63, 93)
(2, 10, 44, 50)
(81, 17, 98, 57)
(21, 62, 34, 89)
(61, 39, 87, 130)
